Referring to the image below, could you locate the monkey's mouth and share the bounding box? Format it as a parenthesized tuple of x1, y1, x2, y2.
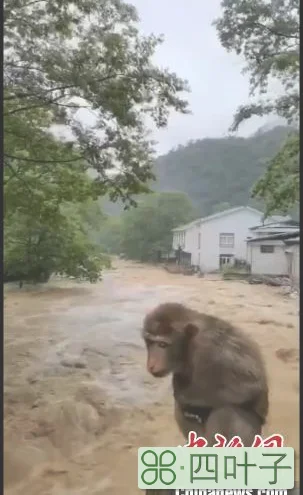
(150, 370, 170, 378)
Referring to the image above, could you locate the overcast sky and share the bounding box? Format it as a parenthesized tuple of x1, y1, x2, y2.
(54, 0, 283, 156)
(131, 0, 281, 155)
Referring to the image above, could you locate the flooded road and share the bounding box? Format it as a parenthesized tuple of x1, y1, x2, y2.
(42, 278, 195, 406)
(4, 260, 300, 494)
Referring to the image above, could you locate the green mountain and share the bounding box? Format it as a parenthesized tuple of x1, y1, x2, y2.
(153, 126, 293, 215)
(103, 125, 293, 216)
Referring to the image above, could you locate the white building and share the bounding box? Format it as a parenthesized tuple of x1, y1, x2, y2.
(247, 218, 297, 239)
(285, 237, 300, 289)
(247, 227, 300, 284)
(172, 206, 268, 272)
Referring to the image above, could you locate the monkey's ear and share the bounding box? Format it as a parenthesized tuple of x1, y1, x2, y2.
(184, 323, 198, 338)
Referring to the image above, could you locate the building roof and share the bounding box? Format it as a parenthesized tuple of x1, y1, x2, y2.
(172, 218, 201, 232)
(172, 206, 263, 232)
(284, 237, 300, 245)
(247, 230, 300, 243)
(249, 219, 299, 231)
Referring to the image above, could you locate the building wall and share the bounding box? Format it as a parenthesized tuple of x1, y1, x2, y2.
(286, 244, 300, 288)
(185, 225, 200, 265)
(198, 209, 263, 272)
(248, 240, 288, 276)
(172, 224, 200, 264)
(172, 230, 186, 250)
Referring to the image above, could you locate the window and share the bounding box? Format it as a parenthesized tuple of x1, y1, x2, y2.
(260, 245, 275, 253)
(219, 233, 235, 248)
(198, 233, 201, 249)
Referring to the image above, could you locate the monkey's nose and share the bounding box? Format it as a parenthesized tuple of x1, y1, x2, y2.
(147, 362, 159, 375)
(148, 365, 166, 378)
(147, 363, 155, 374)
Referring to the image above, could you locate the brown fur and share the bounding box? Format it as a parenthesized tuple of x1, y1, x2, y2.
(142, 302, 269, 447)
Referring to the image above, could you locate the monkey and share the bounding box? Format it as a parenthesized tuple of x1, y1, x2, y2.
(142, 302, 269, 448)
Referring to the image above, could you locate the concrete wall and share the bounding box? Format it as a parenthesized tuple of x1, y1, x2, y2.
(172, 231, 186, 250)
(172, 224, 200, 265)
(286, 243, 300, 288)
(198, 209, 263, 272)
(248, 240, 288, 276)
(187, 225, 201, 265)
(292, 244, 300, 287)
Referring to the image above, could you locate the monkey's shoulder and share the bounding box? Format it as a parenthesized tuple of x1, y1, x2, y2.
(191, 324, 267, 384)
(194, 319, 263, 356)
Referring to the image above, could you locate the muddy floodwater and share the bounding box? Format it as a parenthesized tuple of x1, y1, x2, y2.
(4, 259, 300, 494)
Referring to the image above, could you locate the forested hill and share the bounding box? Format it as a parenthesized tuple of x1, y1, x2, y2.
(102, 125, 293, 216)
(152, 125, 292, 215)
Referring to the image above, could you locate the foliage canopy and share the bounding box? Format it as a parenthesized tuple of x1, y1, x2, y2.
(119, 192, 195, 261)
(214, 0, 299, 215)
(4, 0, 190, 282)
(4, 0, 190, 205)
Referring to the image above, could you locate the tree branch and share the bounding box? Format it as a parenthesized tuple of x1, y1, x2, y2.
(253, 21, 299, 39)
(4, 103, 50, 115)
(4, 153, 84, 163)
(4, 161, 33, 192)
(4, 91, 86, 114)
(4, 84, 78, 101)
(23, 0, 45, 7)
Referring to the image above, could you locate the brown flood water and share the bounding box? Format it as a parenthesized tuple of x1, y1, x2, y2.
(4, 259, 300, 494)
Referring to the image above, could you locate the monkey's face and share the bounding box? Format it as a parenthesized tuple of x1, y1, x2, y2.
(143, 334, 183, 378)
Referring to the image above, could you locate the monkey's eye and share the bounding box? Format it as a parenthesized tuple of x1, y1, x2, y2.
(158, 341, 169, 349)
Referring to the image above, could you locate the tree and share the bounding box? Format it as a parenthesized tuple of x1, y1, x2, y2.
(98, 216, 124, 254)
(4, 207, 111, 284)
(4, 101, 110, 283)
(4, 0, 190, 207)
(77, 199, 108, 244)
(120, 192, 195, 261)
(4, 0, 190, 282)
(251, 132, 299, 214)
(214, 0, 299, 215)
(211, 202, 231, 214)
(251, 129, 299, 216)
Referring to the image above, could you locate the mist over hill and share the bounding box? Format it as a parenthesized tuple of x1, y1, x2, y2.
(103, 125, 293, 216)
